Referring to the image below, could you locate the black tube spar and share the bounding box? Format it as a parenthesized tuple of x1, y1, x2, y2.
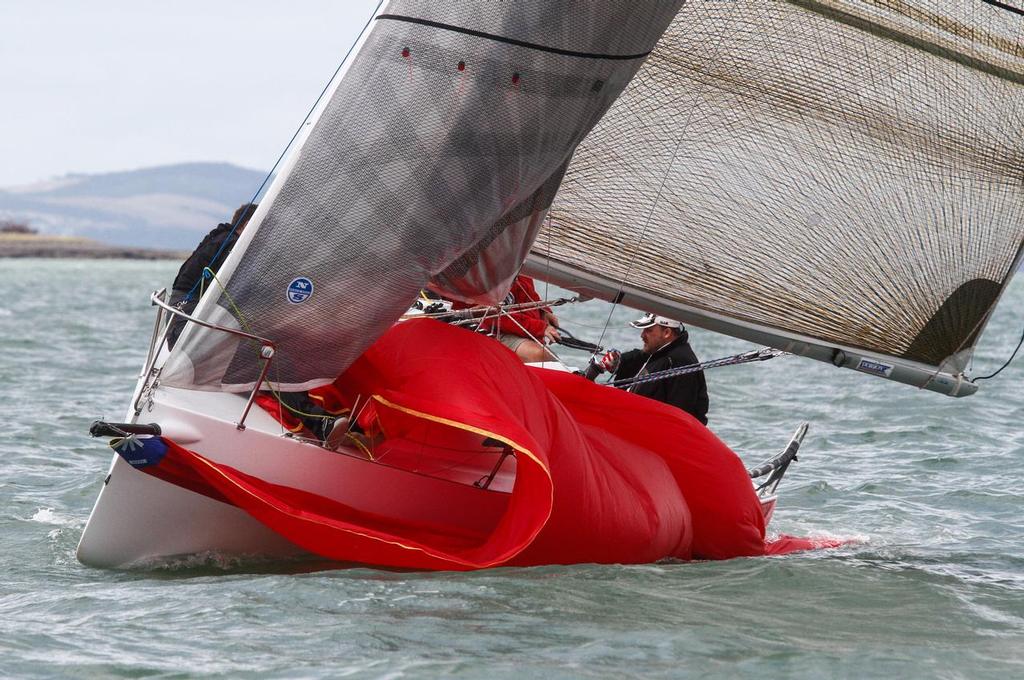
(89, 421, 162, 438)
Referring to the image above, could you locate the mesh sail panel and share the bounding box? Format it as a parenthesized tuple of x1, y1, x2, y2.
(537, 0, 1024, 377)
(428, 159, 568, 304)
(164, 0, 683, 391)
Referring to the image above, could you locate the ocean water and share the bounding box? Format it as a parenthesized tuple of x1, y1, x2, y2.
(1, 259, 1022, 678)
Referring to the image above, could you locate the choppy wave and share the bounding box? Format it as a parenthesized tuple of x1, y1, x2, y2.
(1, 260, 1022, 678)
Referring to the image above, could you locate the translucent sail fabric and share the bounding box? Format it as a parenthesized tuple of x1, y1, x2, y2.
(427, 160, 568, 304)
(162, 1, 684, 392)
(531, 0, 1024, 395)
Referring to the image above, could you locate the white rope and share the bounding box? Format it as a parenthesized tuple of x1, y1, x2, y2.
(501, 308, 565, 365)
(400, 297, 576, 323)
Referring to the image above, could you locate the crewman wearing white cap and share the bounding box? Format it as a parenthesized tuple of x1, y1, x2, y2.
(588, 312, 709, 424)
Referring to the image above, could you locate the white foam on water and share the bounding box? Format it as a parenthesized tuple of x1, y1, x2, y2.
(28, 507, 78, 527)
(809, 530, 870, 546)
(766, 529, 871, 549)
(131, 550, 253, 571)
(0, 307, 12, 317)
(129, 549, 310, 572)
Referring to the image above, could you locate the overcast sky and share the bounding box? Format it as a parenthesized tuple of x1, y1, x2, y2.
(0, 0, 379, 187)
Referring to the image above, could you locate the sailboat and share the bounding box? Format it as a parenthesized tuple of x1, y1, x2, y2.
(77, 0, 1024, 569)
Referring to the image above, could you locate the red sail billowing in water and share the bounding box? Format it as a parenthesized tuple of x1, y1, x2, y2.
(137, 320, 835, 569)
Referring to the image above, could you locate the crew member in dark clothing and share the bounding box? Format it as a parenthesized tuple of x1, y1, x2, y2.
(587, 313, 709, 424)
(166, 203, 257, 348)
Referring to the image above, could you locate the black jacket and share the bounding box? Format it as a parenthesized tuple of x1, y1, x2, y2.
(613, 331, 709, 424)
(170, 222, 240, 300)
(166, 222, 240, 347)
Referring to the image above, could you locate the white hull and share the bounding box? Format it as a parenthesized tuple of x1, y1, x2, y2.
(78, 457, 301, 567)
(78, 384, 513, 568)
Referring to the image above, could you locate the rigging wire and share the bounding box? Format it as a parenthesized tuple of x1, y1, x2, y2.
(196, 266, 346, 431)
(971, 322, 1024, 382)
(589, 18, 735, 350)
(608, 347, 784, 389)
(498, 304, 566, 365)
(180, 0, 385, 305)
(968, 3, 1024, 385)
(403, 297, 576, 322)
(449, 302, 573, 326)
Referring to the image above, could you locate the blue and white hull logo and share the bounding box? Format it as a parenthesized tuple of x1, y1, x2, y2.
(856, 358, 893, 378)
(287, 277, 314, 304)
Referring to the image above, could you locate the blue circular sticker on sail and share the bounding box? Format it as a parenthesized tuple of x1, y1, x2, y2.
(286, 277, 314, 304)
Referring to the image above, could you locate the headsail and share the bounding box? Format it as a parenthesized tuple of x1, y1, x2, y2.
(527, 0, 1024, 397)
(163, 1, 684, 392)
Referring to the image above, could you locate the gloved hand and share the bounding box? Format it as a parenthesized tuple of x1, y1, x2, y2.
(596, 349, 621, 373)
(423, 301, 452, 314)
(582, 349, 620, 380)
(413, 298, 453, 314)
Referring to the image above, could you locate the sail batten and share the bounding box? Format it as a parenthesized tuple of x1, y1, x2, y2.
(787, 0, 1024, 84)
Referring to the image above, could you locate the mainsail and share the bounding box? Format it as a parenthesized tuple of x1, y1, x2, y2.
(527, 0, 1024, 396)
(162, 0, 684, 392)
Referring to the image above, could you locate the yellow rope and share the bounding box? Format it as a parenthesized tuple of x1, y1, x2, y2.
(344, 432, 375, 460)
(200, 267, 334, 427)
(202, 267, 255, 336)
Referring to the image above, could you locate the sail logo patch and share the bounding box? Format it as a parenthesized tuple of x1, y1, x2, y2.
(287, 277, 314, 304)
(856, 358, 893, 377)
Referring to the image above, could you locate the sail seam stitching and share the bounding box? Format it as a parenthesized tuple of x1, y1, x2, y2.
(375, 14, 652, 60)
(785, 0, 1024, 84)
(980, 0, 1024, 18)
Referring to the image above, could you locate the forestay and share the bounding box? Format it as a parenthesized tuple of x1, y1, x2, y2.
(527, 0, 1024, 396)
(162, 0, 684, 392)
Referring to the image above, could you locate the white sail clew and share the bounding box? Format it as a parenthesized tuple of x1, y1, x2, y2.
(527, 0, 1024, 397)
(162, 0, 684, 392)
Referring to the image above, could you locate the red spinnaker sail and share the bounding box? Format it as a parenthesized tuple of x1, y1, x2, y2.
(137, 320, 835, 569)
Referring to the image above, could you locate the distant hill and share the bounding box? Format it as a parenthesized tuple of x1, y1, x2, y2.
(0, 163, 267, 250)
(0, 233, 188, 260)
